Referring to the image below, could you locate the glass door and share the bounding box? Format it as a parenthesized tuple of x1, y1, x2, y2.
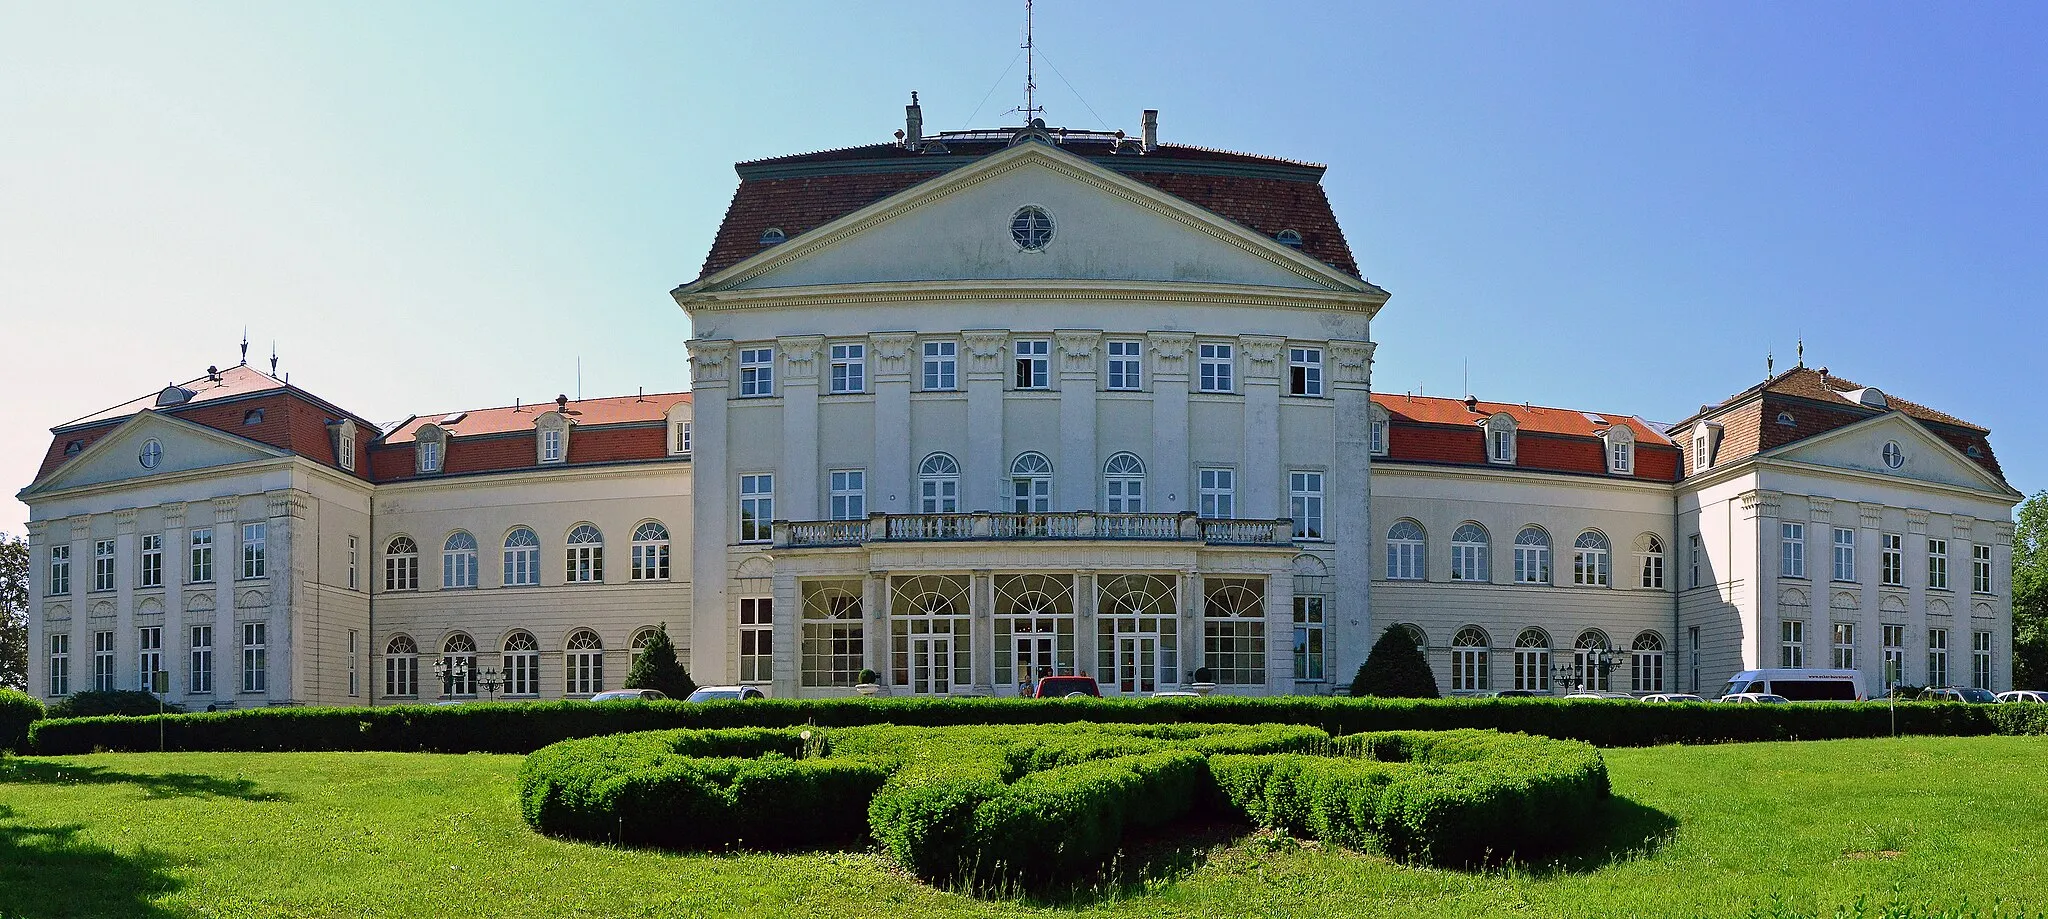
(1013, 633, 1055, 694)
(910, 633, 951, 694)
(1115, 634, 1159, 694)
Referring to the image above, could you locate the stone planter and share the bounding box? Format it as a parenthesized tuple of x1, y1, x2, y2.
(1190, 682, 1219, 696)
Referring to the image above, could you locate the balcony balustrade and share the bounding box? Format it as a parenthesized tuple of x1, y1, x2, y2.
(773, 511, 1292, 548)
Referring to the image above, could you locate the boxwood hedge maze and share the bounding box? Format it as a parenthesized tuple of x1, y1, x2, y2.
(517, 722, 1613, 892)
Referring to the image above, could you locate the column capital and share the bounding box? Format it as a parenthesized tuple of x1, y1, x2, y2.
(1906, 507, 1930, 534)
(211, 496, 242, 522)
(266, 488, 310, 519)
(1859, 502, 1885, 529)
(962, 330, 1010, 380)
(779, 335, 825, 381)
(1329, 339, 1375, 386)
(65, 514, 92, 536)
(1807, 496, 1834, 521)
(1239, 334, 1285, 381)
(1055, 330, 1101, 377)
(23, 520, 48, 543)
(161, 502, 187, 529)
(687, 339, 734, 385)
(1739, 489, 1783, 518)
(113, 509, 139, 534)
(869, 331, 916, 383)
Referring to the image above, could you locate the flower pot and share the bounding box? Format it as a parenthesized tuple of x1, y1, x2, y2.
(854, 683, 883, 696)
(1190, 682, 1219, 696)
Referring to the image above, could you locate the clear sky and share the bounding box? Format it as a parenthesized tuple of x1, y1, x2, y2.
(3, 1, 2044, 531)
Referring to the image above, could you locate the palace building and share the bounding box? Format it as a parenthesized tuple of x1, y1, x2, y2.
(17, 100, 2023, 707)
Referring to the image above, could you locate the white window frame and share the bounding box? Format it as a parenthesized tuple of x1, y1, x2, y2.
(1927, 537, 1949, 590)
(1882, 624, 1905, 691)
(46, 545, 69, 596)
(502, 632, 540, 696)
(541, 427, 564, 464)
(1831, 527, 1855, 583)
(1386, 521, 1425, 580)
(338, 423, 356, 471)
(565, 630, 605, 696)
(189, 625, 212, 695)
(671, 420, 693, 456)
(1451, 524, 1490, 582)
(918, 454, 960, 513)
(922, 340, 957, 391)
(1287, 346, 1323, 397)
(347, 629, 360, 697)
(739, 474, 774, 543)
(1450, 627, 1490, 692)
(1486, 417, 1517, 465)
(242, 621, 267, 693)
(1197, 467, 1235, 519)
(1104, 453, 1145, 513)
(1572, 531, 1611, 587)
(1009, 453, 1053, 513)
(503, 528, 540, 586)
(1290, 471, 1324, 541)
(1013, 339, 1050, 389)
(93, 539, 115, 592)
(738, 347, 775, 398)
(1972, 630, 1993, 689)
(829, 342, 866, 394)
(92, 629, 115, 692)
(1780, 619, 1805, 668)
(384, 537, 419, 592)
(1781, 522, 1806, 579)
(1369, 413, 1389, 456)
(241, 522, 267, 580)
(1514, 527, 1552, 585)
(48, 633, 70, 696)
(1928, 628, 1949, 688)
(1638, 534, 1665, 589)
(139, 533, 162, 589)
(739, 597, 773, 683)
(1292, 595, 1326, 681)
(1197, 342, 1234, 393)
(1106, 339, 1143, 391)
(442, 532, 478, 589)
(631, 522, 670, 581)
(1882, 532, 1903, 587)
(417, 438, 442, 474)
(1831, 622, 1855, 671)
(1688, 533, 1702, 589)
(829, 469, 866, 521)
(1972, 544, 1993, 595)
(189, 527, 214, 584)
(137, 625, 162, 691)
(565, 524, 604, 583)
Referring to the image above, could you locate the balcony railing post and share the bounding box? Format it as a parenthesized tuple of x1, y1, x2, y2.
(772, 520, 790, 548)
(972, 512, 993, 539)
(1179, 511, 1199, 540)
(1078, 510, 1095, 538)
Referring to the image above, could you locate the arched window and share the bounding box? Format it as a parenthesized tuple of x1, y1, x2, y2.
(1514, 526, 1552, 584)
(630, 626, 660, 670)
(758, 227, 786, 246)
(1484, 413, 1518, 465)
(502, 631, 539, 696)
(1096, 574, 1179, 694)
(1368, 403, 1391, 456)
(1452, 626, 1491, 692)
(1631, 632, 1665, 693)
(565, 629, 604, 695)
(442, 532, 478, 590)
(1572, 530, 1612, 587)
(801, 581, 865, 688)
(441, 633, 478, 697)
(1386, 520, 1425, 580)
(503, 527, 540, 586)
(1451, 523, 1490, 582)
(1202, 579, 1267, 686)
(384, 537, 419, 592)
(1103, 453, 1145, 513)
(565, 524, 603, 583)
(919, 453, 960, 514)
(1514, 628, 1551, 692)
(889, 575, 972, 694)
(631, 522, 670, 581)
(1635, 534, 1666, 589)
(384, 635, 418, 697)
(1573, 630, 1612, 692)
(1009, 453, 1052, 513)
(1275, 228, 1303, 247)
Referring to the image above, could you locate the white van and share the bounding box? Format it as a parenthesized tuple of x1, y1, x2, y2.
(1719, 669, 1864, 702)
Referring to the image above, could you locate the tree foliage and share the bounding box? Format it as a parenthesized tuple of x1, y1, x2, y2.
(623, 623, 697, 699)
(1350, 626, 1441, 698)
(0, 533, 27, 691)
(2013, 492, 2048, 689)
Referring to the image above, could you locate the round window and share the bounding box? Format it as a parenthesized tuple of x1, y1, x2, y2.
(1882, 441, 1903, 469)
(1010, 205, 1054, 251)
(139, 439, 163, 469)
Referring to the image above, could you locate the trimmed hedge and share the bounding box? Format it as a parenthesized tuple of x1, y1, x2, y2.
(0, 688, 44, 752)
(27, 695, 2048, 756)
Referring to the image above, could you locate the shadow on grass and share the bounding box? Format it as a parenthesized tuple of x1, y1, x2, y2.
(1505, 794, 1679, 876)
(0, 804, 184, 918)
(1007, 816, 1249, 907)
(0, 759, 288, 802)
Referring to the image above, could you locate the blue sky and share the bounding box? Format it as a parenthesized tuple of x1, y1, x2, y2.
(3, 1, 2044, 529)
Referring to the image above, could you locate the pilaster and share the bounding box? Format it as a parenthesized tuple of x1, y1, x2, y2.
(1329, 338, 1374, 682)
(871, 332, 916, 514)
(1148, 332, 1193, 513)
(962, 331, 1010, 512)
(686, 339, 734, 683)
(1239, 335, 1283, 520)
(1054, 330, 1101, 510)
(780, 335, 824, 522)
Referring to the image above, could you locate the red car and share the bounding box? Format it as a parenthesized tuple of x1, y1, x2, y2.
(1032, 675, 1102, 698)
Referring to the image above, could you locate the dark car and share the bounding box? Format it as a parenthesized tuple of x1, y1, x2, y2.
(1032, 675, 1102, 698)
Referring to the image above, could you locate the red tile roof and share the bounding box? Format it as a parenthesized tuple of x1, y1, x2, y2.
(1373, 392, 1681, 483)
(382, 393, 691, 444)
(1677, 367, 2004, 481)
(1376, 393, 1671, 443)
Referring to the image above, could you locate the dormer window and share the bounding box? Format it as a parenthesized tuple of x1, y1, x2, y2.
(1966, 445, 1983, 459)
(155, 385, 193, 407)
(1275, 229, 1304, 247)
(535, 414, 570, 465)
(542, 428, 563, 463)
(1690, 422, 1722, 472)
(672, 420, 693, 457)
(1482, 413, 1517, 465)
(243, 408, 264, 425)
(758, 227, 786, 246)
(1776, 412, 1796, 426)
(335, 420, 357, 472)
(63, 440, 83, 456)
(414, 425, 446, 474)
(1601, 425, 1636, 475)
(1368, 403, 1390, 457)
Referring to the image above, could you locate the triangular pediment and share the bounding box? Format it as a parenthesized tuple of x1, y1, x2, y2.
(1764, 412, 2012, 495)
(683, 142, 1377, 295)
(22, 411, 287, 497)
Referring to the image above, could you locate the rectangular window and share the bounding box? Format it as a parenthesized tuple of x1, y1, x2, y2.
(243, 622, 267, 693)
(739, 474, 774, 543)
(673, 421, 693, 456)
(1197, 467, 1235, 519)
(1197, 342, 1234, 393)
(1292, 596, 1325, 681)
(348, 629, 360, 697)
(1689, 626, 1701, 693)
(92, 539, 115, 591)
(1780, 619, 1805, 668)
(1831, 622, 1855, 671)
(1289, 471, 1324, 541)
(1489, 427, 1514, 464)
(1781, 522, 1806, 579)
(1287, 346, 1323, 397)
(1106, 339, 1143, 390)
(1688, 534, 1702, 589)
(738, 347, 775, 397)
(1573, 540, 1611, 587)
(1928, 628, 1949, 688)
(1640, 541, 1664, 589)
(922, 340, 957, 391)
(139, 534, 162, 588)
(47, 545, 70, 596)
(1831, 527, 1855, 582)
(93, 630, 115, 692)
(1514, 537, 1551, 585)
(1927, 538, 1949, 590)
(338, 424, 356, 471)
(241, 522, 266, 580)
(1369, 416, 1388, 456)
(190, 625, 213, 695)
(541, 428, 563, 463)
(1388, 530, 1425, 581)
(1451, 632, 1489, 692)
(417, 439, 441, 473)
(1882, 533, 1903, 586)
(189, 528, 214, 583)
(739, 597, 774, 683)
(1882, 624, 1905, 691)
(1013, 339, 1049, 389)
(1973, 544, 1993, 594)
(829, 469, 866, 521)
(138, 626, 162, 691)
(1610, 439, 1633, 474)
(48, 634, 70, 696)
(829, 343, 865, 393)
(444, 539, 477, 589)
(1972, 630, 1993, 689)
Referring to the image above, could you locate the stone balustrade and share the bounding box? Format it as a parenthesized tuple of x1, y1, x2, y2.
(773, 511, 1293, 548)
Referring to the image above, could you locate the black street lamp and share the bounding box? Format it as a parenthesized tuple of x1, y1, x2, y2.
(433, 658, 507, 699)
(1552, 649, 1625, 694)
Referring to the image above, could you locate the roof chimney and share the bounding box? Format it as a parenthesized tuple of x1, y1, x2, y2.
(556, 394, 569, 412)
(905, 91, 923, 149)
(1464, 395, 1479, 414)
(207, 365, 220, 382)
(1141, 109, 1158, 152)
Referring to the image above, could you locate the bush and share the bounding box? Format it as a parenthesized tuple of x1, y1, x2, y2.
(0, 688, 43, 752)
(26, 695, 2048, 756)
(622, 623, 696, 699)
(48, 690, 183, 719)
(1350, 626, 1441, 698)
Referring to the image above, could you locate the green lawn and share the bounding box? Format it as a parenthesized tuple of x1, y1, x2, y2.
(2, 736, 2045, 918)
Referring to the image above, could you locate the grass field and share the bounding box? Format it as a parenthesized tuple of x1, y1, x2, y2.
(2, 735, 2045, 918)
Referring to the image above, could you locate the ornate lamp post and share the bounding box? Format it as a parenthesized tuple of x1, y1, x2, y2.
(1552, 649, 1625, 694)
(432, 658, 508, 700)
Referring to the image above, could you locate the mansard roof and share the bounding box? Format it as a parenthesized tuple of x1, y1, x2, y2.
(1674, 366, 2003, 482)
(381, 393, 690, 444)
(698, 131, 1360, 280)
(371, 391, 690, 482)
(1373, 392, 1682, 483)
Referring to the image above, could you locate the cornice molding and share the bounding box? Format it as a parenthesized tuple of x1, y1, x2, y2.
(680, 278, 1384, 316)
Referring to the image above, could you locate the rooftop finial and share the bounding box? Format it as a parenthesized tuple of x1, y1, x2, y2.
(240, 328, 249, 366)
(270, 341, 279, 376)
(1767, 349, 1774, 379)
(1796, 337, 1804, 368)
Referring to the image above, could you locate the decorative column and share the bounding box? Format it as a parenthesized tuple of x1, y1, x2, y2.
(268, 489, 307, 703)
(113, 510, 137, 692)
(1074, 570, 1097, 680)
(870, 332, 916, 514)
(24, 521, 48, 699)
(1992, 520, 2016, 691)
(1266, 568, 1296, 697)
(1180, 569, 1202, 687)
(1238, 335, 1284, 520)
(1328, 339, 1374, 684)
(1147, 333, 1192, 512)
(1907, 507, 1931, 675)
(686, 340, 735, 685)
(211, 497, 241, 704)
(161, 502, 188, 700)
(971, 569, 994, 692)
(67, 515, 93, 689)
(1738, 489, 1782, 674)
(779, 335, 824, 522)
(1054, 330, 1101, 511)
(962, 331, 1010, 512)
(862, 571, 888, 685)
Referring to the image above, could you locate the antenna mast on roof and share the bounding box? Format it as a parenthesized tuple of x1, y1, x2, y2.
(1006, 0, 1044, 124)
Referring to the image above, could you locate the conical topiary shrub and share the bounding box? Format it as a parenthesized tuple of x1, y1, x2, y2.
(623, 623, 697, 699)
(1349, 625, 1441, 698)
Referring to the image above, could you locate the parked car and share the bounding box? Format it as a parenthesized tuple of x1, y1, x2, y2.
(589, 689, 668, 702)
(685, 686, 766, 702)
(1719, 693, 1792, 704)
(1719, 668, 1864, 702)
(1149, 690, 1201, 698)
(1032, 675, 1102, 698)
(1996, 690, 2048, 704)
(1492, 689, 1546, 698)
(1562, 691, 1634, 700)
(1918, 687, 1998, 704)
(1640, 693, 1706, 703)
